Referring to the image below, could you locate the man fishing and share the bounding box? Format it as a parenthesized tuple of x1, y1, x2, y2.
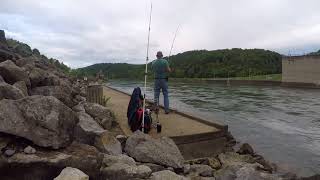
(151, 51, 172, 114)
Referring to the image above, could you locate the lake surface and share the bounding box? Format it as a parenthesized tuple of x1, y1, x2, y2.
(107, 79, 320, 176)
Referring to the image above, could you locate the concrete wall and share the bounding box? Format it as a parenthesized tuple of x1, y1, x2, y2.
(282, 56, 320, 85)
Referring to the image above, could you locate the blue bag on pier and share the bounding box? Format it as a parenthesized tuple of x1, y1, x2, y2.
(127, 87, 143, 130)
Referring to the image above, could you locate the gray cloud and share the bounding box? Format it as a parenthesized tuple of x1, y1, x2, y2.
(1, 0, 320, 68)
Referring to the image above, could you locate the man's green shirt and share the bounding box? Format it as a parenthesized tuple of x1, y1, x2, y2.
(151, 58, 169, 79)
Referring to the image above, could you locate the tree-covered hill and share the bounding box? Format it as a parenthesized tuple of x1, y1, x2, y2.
(308, 49, 320, 56)
(72, 48, 282, 79)
(168, 48, 281, 78)
(72, 63, 144, 79)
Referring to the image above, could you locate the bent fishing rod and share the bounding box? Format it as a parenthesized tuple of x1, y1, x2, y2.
(142, 1, 152, 133)
(168, 25, 181, 61)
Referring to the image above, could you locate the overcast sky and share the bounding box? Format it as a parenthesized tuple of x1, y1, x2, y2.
(1, 0, 320, 68)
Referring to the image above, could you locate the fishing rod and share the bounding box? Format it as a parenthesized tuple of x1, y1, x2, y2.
(168, 25, 181, 61)
(142, 1, 152, 133)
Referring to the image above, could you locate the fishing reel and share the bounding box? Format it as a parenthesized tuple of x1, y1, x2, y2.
(156, 122, 162, 133)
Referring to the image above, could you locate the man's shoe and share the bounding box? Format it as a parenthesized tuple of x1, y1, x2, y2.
(165, 111, 169, 114)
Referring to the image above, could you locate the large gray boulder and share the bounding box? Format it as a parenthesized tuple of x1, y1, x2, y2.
(100, 153, 152, 180)
(237, 143, 255, 156)
(101, 163, 151, 180)
(0, 82, 25, 100)
(150, 170, 187, 180)
(28, 67, 61, 88)
(215, 152, 280, 180)
(74, 112, 106, 144)
(214, 163, 281, 180)
(189, 164, 214, 177)
(34, 57, 55, 70)
(30, 85, 75, 108)
(187, 157, 222, 170)
(0, 49, 15, 63)
(84, 102, 115, 130)
(16, 56, 36, 68)
(0, 95, 78, 149)
(0, 60, 30, 86)
(125, 131, 185, 169)
(13, 81, 28, 96)
(27, 65, 73, 88)
(218, 152, 255, 167)
(219, 152, 275, 173)
(28, 67, 46, 86)
(94, 131, 122, 155)
(54, 167, 89, 180)
(72, 103, 85, 112)
(102, 154, 136, 167)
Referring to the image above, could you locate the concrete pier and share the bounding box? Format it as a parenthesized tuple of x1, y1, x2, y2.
(103, 86, 230, 159)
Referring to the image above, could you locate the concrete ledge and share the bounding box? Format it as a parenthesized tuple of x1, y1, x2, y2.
(178, 137, 229, 160)
(105, 85, 227, 131)
(171, 130, 227, 145)
(281, 82, 320, 89)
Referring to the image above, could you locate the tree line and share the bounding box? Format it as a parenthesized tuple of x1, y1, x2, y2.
(72, 48, 283, 79)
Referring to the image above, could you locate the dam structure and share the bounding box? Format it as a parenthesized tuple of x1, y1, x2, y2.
(282, 55, 320, 87)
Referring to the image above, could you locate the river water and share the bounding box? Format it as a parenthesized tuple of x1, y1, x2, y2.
(107, 79, 320, 176)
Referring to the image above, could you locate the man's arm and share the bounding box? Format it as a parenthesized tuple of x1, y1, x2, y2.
(166, 66, 171, 72)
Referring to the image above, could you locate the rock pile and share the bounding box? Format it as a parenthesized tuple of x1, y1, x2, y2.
(0, 30, 119, 179)
(0, 30, 307, 180)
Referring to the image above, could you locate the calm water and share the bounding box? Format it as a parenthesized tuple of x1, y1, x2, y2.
(107, 80, 320, 176)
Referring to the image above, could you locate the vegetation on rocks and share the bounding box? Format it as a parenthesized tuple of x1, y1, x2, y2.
(6, 38, 71, 74)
